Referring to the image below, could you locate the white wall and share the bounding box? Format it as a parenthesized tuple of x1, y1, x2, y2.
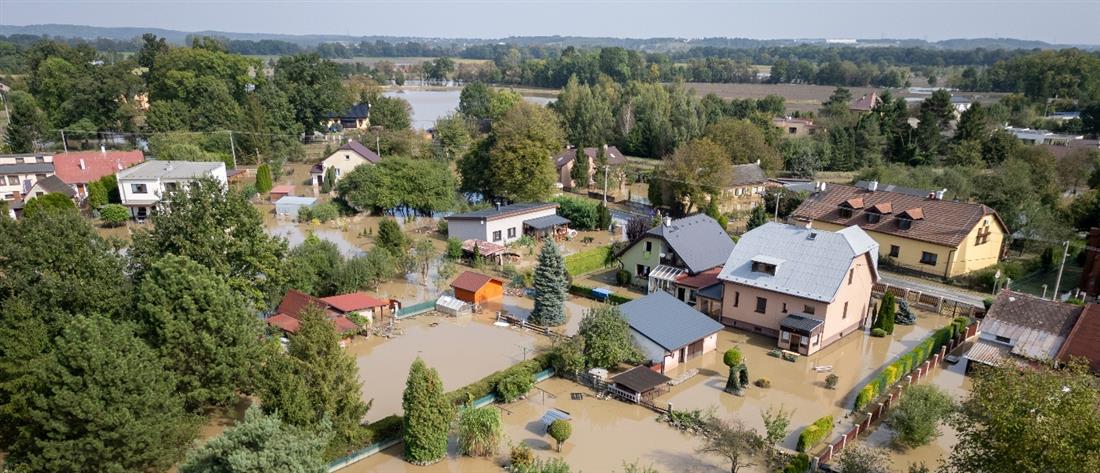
(447, 207, 558, 245)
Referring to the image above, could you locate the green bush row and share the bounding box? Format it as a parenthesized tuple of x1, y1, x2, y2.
(564, 245, 613, 276)
(568, 283, 634, 304)
(552, 196, 601, 230)
(796, 415, 834, 452)
(853, 317, 973, 411)
(444, 354, 553, 407)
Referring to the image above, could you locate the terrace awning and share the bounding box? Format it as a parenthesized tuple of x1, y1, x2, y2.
(523, 214, 570, 230)
(780, 314, 824, 335)
(611, 366, 672, 394)
(649, 265, 686, 283)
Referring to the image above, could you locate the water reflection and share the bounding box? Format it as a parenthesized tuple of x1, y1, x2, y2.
(384, 89, 554, 129)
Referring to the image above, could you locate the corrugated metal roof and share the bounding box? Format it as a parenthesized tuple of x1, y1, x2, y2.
(649, 264, 686, 282)
(619, 292, 723, 352)
(983, 290, 1082, 361)
(964, 339, 1013, 367)
(274, 196, 317, 206)
(116, 160, 224, 180)
(719, 222, 878, 302)
(611, 366, 672, 393)
(645, 214, 735, 274)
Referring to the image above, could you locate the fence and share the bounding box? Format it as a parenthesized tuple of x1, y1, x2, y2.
(812, 321, 980, 469)
(395, 300, 435, 319)
(871, 282, 985, 318)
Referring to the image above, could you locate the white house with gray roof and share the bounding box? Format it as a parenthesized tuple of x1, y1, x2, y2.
(619, 291, 724, 373)
(718, 222, 878, 355)
(616, 214, 735, 306)
(116, 160, 227, 220)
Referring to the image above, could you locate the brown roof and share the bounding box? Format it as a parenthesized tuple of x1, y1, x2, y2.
(275, 289, 339, 319)
(791, 183, 1006, 248)
(338, 140, 381, 164)
(676, 266, 722, 289)
(320, 292, 390, 312)
(611, 366, 672, 394)
(1057, 303, 1100, 374)
(841, 198, 863, 209)
(899, 208, 924, 220)
(850, 92, 881, 112)
(450, 271, 502, 293)
(986, 290, 1082, 336)
(553, 145, 628, 168)
(868, 202, 892, 214)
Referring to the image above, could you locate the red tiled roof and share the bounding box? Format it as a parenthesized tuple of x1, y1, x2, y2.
(331, 316, 361, 333)
(266, 313, 301, 333)
(276, 289, 338, 319)
(320, 292, 389, 312)
(270, 185, 294, 195)
(841, 198, 864, 209)
(850, 92, 881, 112)
(869, 202, 892, 214)
(900, 208, 924, 220)
(676, 267, 722, 289)
(52, 150, 144, 185)
(451, 271, 501, 293)
(1058, 303, 1100, 374)
(792, 183, 1006, 248)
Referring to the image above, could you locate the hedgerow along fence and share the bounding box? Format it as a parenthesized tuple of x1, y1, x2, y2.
(812, 317, 980, 468)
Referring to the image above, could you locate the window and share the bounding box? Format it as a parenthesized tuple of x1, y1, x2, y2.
(800, 336, 809, 347)
(636, 264, 649, 277)
(644, 241, 653, 252)
(14, 157, 23, 164)
(755, 297, 767, 314)
(920, 251, 938, 266)
(838, 207, 853, 218)
(812, 334, 820, 346)
(345, 154, 351, 160)
(889, 245, 900, 258)
(335, 168, 341, 177)
(866, 213, 882, 224)
(848, 268, 854, 285)
(492, 230, 502, 242)
(733, 291, 740, 308)
(5, 176, 17, 185)
(897, 218, 913, 230)
(164, 182, 178, 192)
(843, 301, 848, 319)
(782, 303, 788, 313)
(130, 183, 148, 194)
(788, 127, 797, 134)
(35, 156, 44, 163)
(507, 227, 516, 238)
(995, 335, 1011, 344)
(803, 305, 815, 315)
(781, 331, 790, 341)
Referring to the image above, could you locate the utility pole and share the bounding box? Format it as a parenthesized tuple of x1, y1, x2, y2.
(60, 130, 68, 153)
(226, 131, 237, 169)
(603, 165, 608, 205)
(773, 190, 782, 222)
(1052, 240, 1070, 301)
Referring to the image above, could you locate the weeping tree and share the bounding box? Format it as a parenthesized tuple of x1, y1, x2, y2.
(724, 347, 749, 393)
(529, 242, 567, 327)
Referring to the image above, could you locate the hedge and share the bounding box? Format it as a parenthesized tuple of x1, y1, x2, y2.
(364, 414, 404, 444)
(852, 317, 974, 411)
(564, 245, 613, 276)
(796, 415, 834, 452)
(569, 283, 634, 304)
(552, 196, 600, 230)
(445, 354, 552, 406)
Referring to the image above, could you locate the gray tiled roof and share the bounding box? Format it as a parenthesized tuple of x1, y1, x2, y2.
(619, 292, 723, 354)
(729, 162, 767, 186)
(645, 214, 735, 274)
(780, 314, 824, 333)
(116, 160, 224, 180)
(718, 222, 878, 302)
(32, 175, 75, 197)
(445, 202, 558, 222)
(338, 140, 381, 164)
(0, 162, 54, 174)
(523, 214, 570, 230)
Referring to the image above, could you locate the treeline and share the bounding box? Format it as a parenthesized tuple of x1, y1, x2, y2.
(673, 45, 1033, 68)
(952, 48, 1100, 102)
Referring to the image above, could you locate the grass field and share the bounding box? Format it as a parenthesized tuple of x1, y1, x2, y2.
(684, 82, 883, 114)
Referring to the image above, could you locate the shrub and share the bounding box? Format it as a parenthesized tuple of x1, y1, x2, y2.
(446, 238, 463, 260)
(514, 457, 572, 473)
(754, 378, 771, 388)
(888, 384, 956, 448)
(510, 442, 535, 469)
(365, 415, 403, 444)
(568, 283, 634, 304)
(552, 196, 600, 230)
(547, 419, 572, 452)
(99, 203, 129, 227)
(298, 202, 339, 223)
(855, 384, 877, 411)
(871, 328, 886, 337)
(784, 453, 811, 473)
(457, 407, 503, 457)
(446, 355, 551, 406)
(436, 219, 448, 234)
(825, 373, 839, 390)
(723, 347, 743, 367)
(494, 368, 534, 403)
(240, 184, 258, 201)
(796, 416, 834, 452)
(615, 269, 632, 286)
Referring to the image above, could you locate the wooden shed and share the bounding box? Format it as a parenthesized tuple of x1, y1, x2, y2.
(451, 271, 504, 305)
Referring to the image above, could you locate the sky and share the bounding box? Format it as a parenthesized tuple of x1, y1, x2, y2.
(2, 0, 1098, 45)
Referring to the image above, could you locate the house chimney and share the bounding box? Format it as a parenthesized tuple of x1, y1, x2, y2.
(495, 201, 501, 211)
(664, 216, 672, 227)
(868, 180, 878, 192)
(819, 182, 827, 192)
(927, 192, 936, 200)
(116, 160, 123, 170)
(602, 144, 608, 151)
(805, 220, 813, 229)
(78, 159, 86, 170)
(935, 189, 946, 200)
(100, 145, 106, 155)
(755, 159, 761, 166)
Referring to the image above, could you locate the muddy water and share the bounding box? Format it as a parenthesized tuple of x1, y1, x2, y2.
(653, 310, 948, 452)
(348, 314, 551, 423)
(482, 294, 598, 337)
(855, 360, 971, 472)
(345, 377, 743, 473)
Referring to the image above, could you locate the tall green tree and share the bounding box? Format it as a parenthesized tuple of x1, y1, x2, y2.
(402, 357, 453, 465)
(255, 163, 273, 194)
(460, 101, 564, 201)
(134, 255, 263, 409)
(130, 178, 289, 309)
(948, 361, 1100, 473)
(954, 102, 989, 143)
(338, 157, 456, 214)
(529, 242, 568, 327)
(3, 90, 47, 153)
(21, 192, 77, 218)
(433, 112, 472, 160)
(571, 147, 590, 187)
(275, 53, 349, 133)
(554, 76, 615, 147)
(284, 234, 344, 296)
(181, 407, 329, 473)
(747, 204, 769, 230)
(658, 138, 733, 214)
(888, 384, 955, 448)
(704, 118, 781, 172)
(458, 82, 493, 120)
(367, 94, 413, 130)
(577, 305, 641, 368)
(3, 316, 197, 472)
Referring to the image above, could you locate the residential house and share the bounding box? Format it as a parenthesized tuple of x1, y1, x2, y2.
(619, 291, 724, 374)
(773, 117, 817, 137)
(616, 214, 735, 305)
(850, 92, 882, 113)
(450, 271, 504, 305)
(0, 153, 54, 202)
(309, 140, 381, 186)
(320, 292, 401, 328)
(717, 222, 879, 356)
(715, 161, 773, 213)
(1003, 125, 1083, 146)
(266, 289, 361, 337)
(444, 202, 565, 246)
(115, 160, 228, 220)
(52, 149, 144, 200)
(323, 103, 371, 131)
(553, 145, 628, 190)
(25, 175, 77, 203)
(791, 181, 1007, 278)
(1057, 303, 1100, 374)
(963, 290, 1082, 371)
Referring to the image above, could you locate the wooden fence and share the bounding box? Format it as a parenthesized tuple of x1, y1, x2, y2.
(812, 322, 980, 469)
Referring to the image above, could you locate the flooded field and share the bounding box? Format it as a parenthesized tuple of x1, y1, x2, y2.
(385, 88, 554, 130)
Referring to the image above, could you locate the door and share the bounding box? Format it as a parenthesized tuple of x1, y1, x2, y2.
(678, 348, 686, 362)
(677, 286, 686, 301)
(788, 334, 801, 352)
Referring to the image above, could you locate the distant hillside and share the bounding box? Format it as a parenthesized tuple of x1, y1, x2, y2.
(2, 23, 1096, 51)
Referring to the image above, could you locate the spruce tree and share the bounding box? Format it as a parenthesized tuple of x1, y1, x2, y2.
(255, 163, 273, 194)
(876, 292, 897, 334)
(376, 217, 408, 258)
(321, 166, 337, 193)
(570, 147, 589, 188)
(181, 407, 328, 473)
(747, 204, 769, 230)
(403, 357, 453, 465)
(529, 241, 568, 327)
(288, 307, 369, 443)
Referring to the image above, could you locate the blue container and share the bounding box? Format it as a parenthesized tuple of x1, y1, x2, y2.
(591, 287, 612, 301)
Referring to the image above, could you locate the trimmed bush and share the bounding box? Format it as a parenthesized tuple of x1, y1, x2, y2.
(564, 245, 612, 276)
(446, 354, 551, 406)
(784, 453, 812, 473)
(494, 368, 534, 403)
(723, 347, 743, 367)
(365, 415, 403, 444)
(796, 416, 834, 452)
(568, 283, 634, 304)
(854, 384, 877, 411)
(99, 203, 129, 227)
(754, 378, 771, 388)
(547, 419, 572, 452)
(870, 328, 886, 337)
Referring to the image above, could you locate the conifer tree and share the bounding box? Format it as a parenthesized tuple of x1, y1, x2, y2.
(181, 407, 328, 473)
(570, 147, 589, 188)
(255, 163, 273, 194)
(403, 358, 453, 465)
(321, 166, 337, 193)
(529, 241, 567, 326)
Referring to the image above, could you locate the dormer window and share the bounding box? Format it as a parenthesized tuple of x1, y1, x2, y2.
(897, 208, 924, 230)
(897, 218, 912, 230)
(750, 256, 784, 276)
(838, 197, 863, 219)
(839, 207, 853, 218)
(866, 213, 882, 223)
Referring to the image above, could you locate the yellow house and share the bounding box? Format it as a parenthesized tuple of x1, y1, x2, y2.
(791, 182, 1007, 278)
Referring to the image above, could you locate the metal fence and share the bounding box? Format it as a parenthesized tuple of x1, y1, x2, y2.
(395, 300, 435, 319)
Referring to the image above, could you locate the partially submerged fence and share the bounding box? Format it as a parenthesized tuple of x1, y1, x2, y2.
(872, 282, 985, 318)
(812, 320, 980, 468)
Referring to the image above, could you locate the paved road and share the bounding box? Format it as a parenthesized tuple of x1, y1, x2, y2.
(879, 271, 988, 308)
